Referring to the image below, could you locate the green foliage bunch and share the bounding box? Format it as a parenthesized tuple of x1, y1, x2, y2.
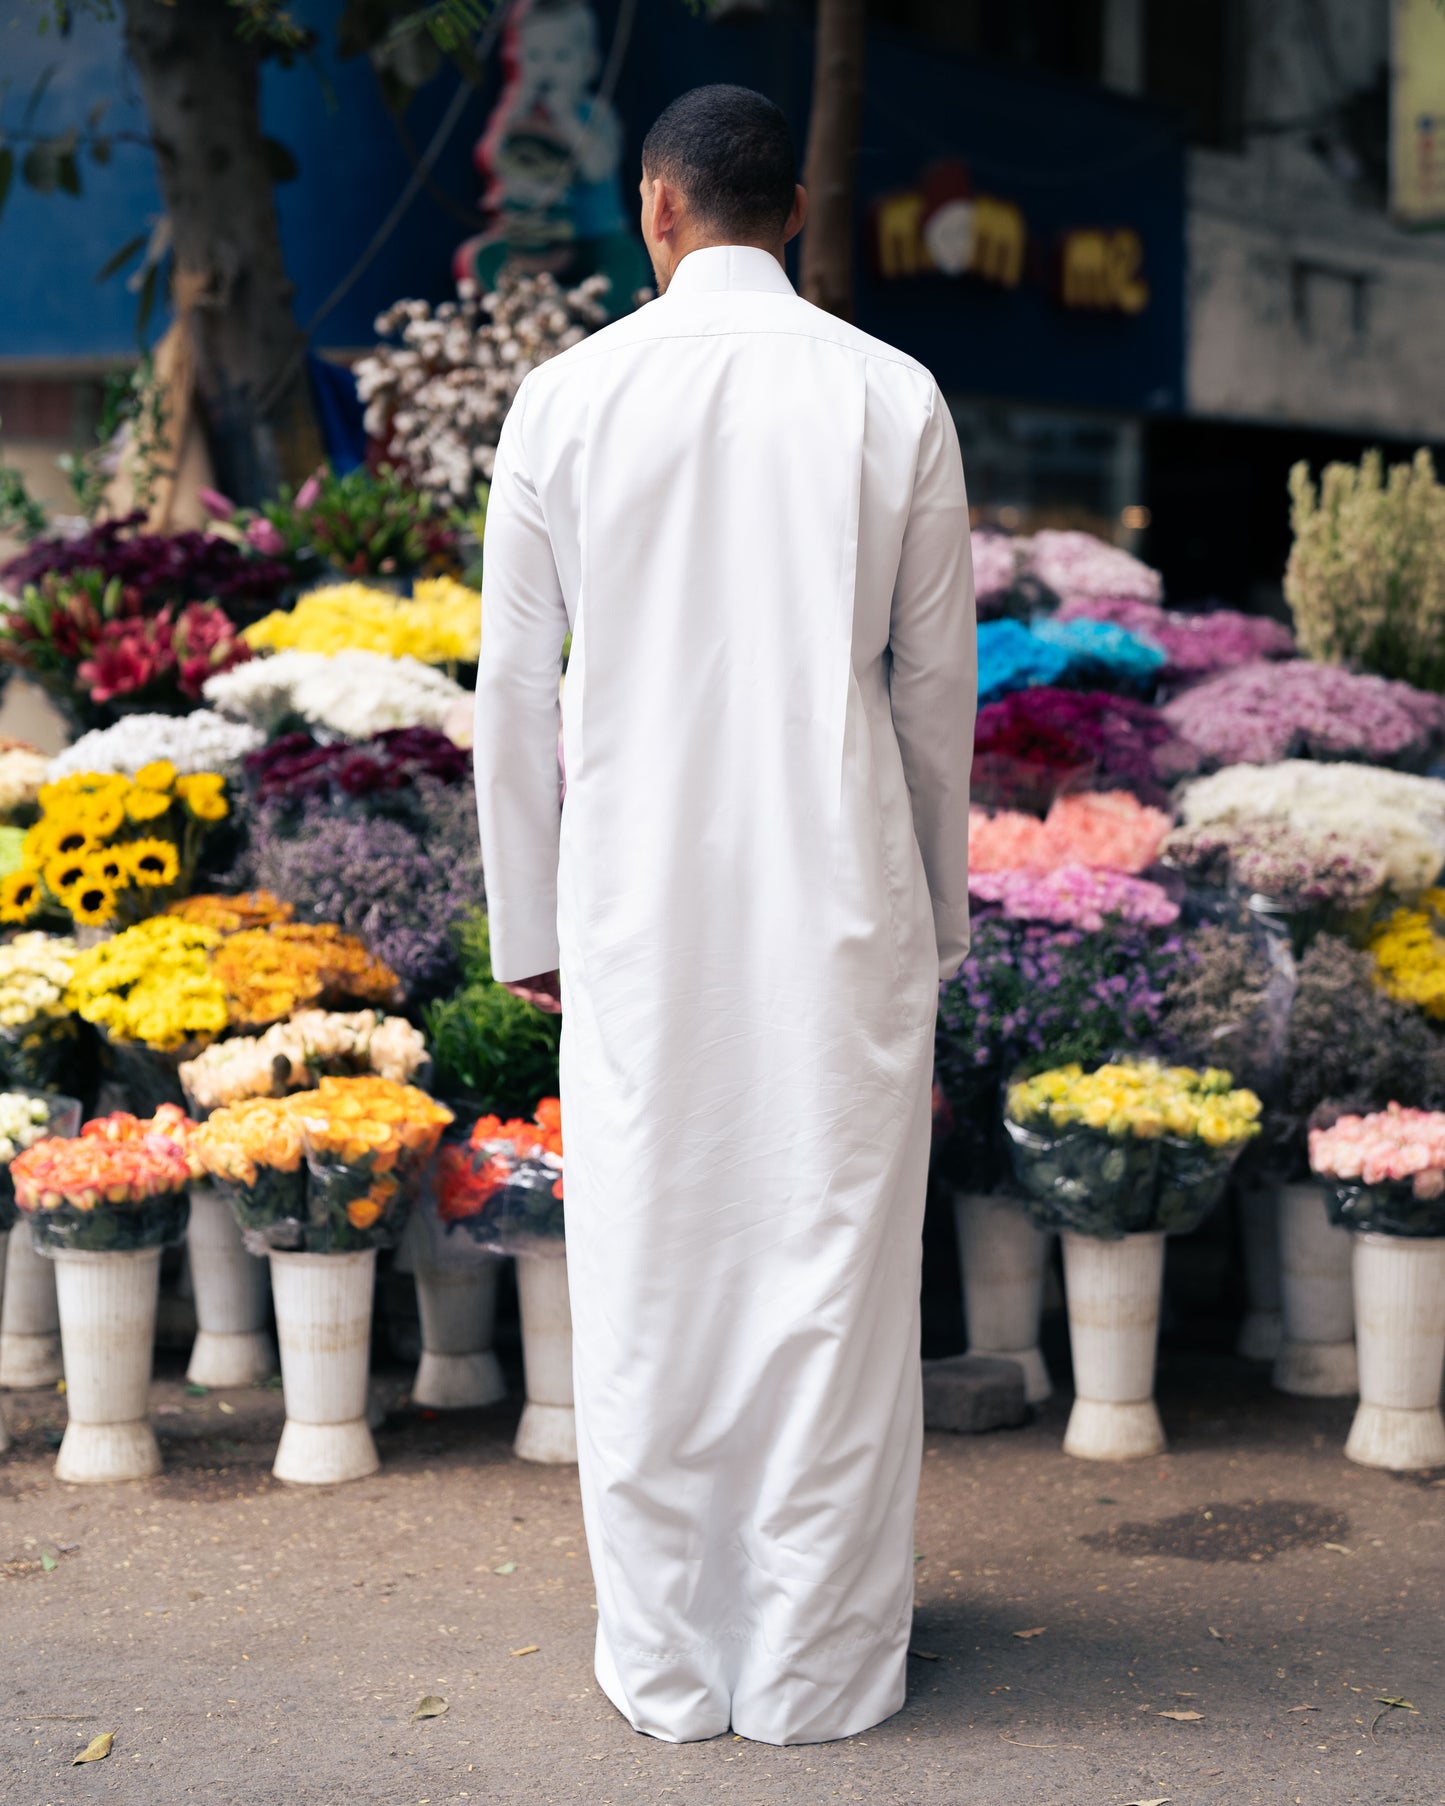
(1285, 449, 1445, 691)
(423, 910, 560, 1117)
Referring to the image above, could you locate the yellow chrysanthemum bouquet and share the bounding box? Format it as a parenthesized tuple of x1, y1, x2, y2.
(242, 578, 480, 671)
(1369, 888, 1445, 1018)
(1004, 1058, 1261, 1238)
(0, 760, 229, 932)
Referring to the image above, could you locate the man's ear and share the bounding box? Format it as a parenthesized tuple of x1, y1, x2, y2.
(783, 183, 809, 245)
(650, 177, 683, 241)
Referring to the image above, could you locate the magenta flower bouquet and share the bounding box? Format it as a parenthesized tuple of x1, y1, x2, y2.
(1058, 596, 1295, 679)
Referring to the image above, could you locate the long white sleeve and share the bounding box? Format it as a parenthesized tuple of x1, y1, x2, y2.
(888, 386, 976, 980)
(473, 380, 571, 983)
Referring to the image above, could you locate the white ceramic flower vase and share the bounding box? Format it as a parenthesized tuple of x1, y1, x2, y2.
(52, 1247, 164, 1483)
(514, 1251, 576, 1464)
(185, 1187, 275, 1388)
(0, 1217, 64, 1388)
(1236, 1180, 1284, 1362)
(1273, 1182, 1357, 1397)
(269, 1249, 380, 1485)
(411, 1257, 507, 1409)
(1061, 1230, 1166, 1461)
(954, 1191, 1051, 1404)
(0, 1232, 9, 1455)
(1344, 1233, 1445, 1471)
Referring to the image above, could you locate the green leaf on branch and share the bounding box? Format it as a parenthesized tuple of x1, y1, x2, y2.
(96, 235, 147, 283)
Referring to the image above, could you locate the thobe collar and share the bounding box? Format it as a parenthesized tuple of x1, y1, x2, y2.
(663, 245, 795, 298)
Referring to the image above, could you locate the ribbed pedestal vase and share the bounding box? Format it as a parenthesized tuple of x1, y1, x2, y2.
(1273, 1182, 1357, 1397)
(412, 1257, 506, 1409)
(0, 1232, 9, 1454)
(269, 1250, 379, 1485)
(1236, 1180, 1284, 1362)
(52, 1247, 163, 1483)
(0, 1218, 63, 1387)
(185, 1188, 274, 1388)
(954, 1191, 1051, 1404)
(1345, 1234, 1445, 1471)
(1061, 1230, 1167, 1461)
(514, 1252, 575, 1464)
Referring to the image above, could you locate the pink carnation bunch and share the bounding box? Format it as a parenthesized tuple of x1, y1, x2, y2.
(970, 790, 1172, 876)
(1309, 1104, 1445, 1195)
(971, 530, 1020, 605)
(1163, 660, 1445, 768)
(1025, 530, 1162, 604)
(969, 864, 1180, 931)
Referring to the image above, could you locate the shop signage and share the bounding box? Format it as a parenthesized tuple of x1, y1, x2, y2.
(868, 160, 1150, 314)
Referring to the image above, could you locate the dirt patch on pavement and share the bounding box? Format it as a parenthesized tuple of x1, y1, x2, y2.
(1081, 1498, 1349, 1562)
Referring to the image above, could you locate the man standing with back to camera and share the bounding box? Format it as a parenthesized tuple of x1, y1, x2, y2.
(474, 83, 976, 1746)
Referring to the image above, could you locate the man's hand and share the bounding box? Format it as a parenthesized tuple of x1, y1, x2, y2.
(502, 971, 562, 1015)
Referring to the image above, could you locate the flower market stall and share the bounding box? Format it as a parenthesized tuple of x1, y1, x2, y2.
(4, 446, 1445, 1484)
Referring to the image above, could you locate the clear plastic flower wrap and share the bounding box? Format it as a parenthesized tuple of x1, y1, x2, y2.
(0, 1089, 81, 1231)
(14, 1104, 197, 1253)
(430, 1100, 565, 1258)
(99, 1028, 213, 1116)
(0, 1013, 88, 1095)
(1319, 1176, 1445, 1238)
(1003, 1059, 1260, 1239)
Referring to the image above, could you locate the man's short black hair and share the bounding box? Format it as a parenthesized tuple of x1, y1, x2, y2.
(641, 84, 797, 240)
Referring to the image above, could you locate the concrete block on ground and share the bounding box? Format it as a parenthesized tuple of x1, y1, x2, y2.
(921, 1353, 1028, 1434)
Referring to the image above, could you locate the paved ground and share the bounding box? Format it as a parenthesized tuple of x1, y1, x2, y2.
(4, 1297, 1444, 1806)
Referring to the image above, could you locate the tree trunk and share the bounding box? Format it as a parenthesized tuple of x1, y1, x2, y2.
(800, 0, 866, 321)
(122, 0, 323, 504)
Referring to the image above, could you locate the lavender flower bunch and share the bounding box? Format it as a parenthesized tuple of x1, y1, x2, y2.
(1163, 660, 1445, 769)
(935, 917, 1187, 1184)
(245, 780, 483, 999)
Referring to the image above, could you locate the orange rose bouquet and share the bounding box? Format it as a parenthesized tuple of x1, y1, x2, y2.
(192, 1096, 308, 1251)
(14, 1104, 198, 1251)
(294, 1076, 452, 1252)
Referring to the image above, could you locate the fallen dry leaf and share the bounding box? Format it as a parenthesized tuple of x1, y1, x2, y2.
(1012, 1627, 1047, 1640)
(510, 1645, 539, 1658)
(493, 1561, 517, 1576)
(1287, 1705, 1320, 1713)
(1122, 1798, 1171, 1805)
(1323, 1542, 1353, 1556)
(1156, 1709, 1204, 1722)
(908, 1649, 940, 1662)
(1207, 1626, 1224, 1640)
(217, 1401, 235, 1415)
(72, 1733, 114, 1764)
(1375, 1696, 1415, 1711)
(410, 1696, 448, 1721)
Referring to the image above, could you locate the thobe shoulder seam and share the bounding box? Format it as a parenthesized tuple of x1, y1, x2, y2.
(524, 322, 930, 382)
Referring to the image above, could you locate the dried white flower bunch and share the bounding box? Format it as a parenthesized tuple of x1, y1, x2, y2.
(354, 272, 612, 502)
(1286, 449, 1445, 693)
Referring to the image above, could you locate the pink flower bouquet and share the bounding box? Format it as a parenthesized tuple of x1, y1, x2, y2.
(971, 791, 1172, 876)
(1163, 660, 1445, 770)
(1310, 1104, 1445, 1235)
(969, 864, 1180, 931)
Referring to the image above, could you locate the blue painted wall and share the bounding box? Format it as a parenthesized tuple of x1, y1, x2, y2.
(0, 0, 1184, 412)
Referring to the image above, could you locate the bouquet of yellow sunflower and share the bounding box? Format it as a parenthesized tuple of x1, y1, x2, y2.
(0, 761, 229, 932)
(1004, 1058, 1261, 1238)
